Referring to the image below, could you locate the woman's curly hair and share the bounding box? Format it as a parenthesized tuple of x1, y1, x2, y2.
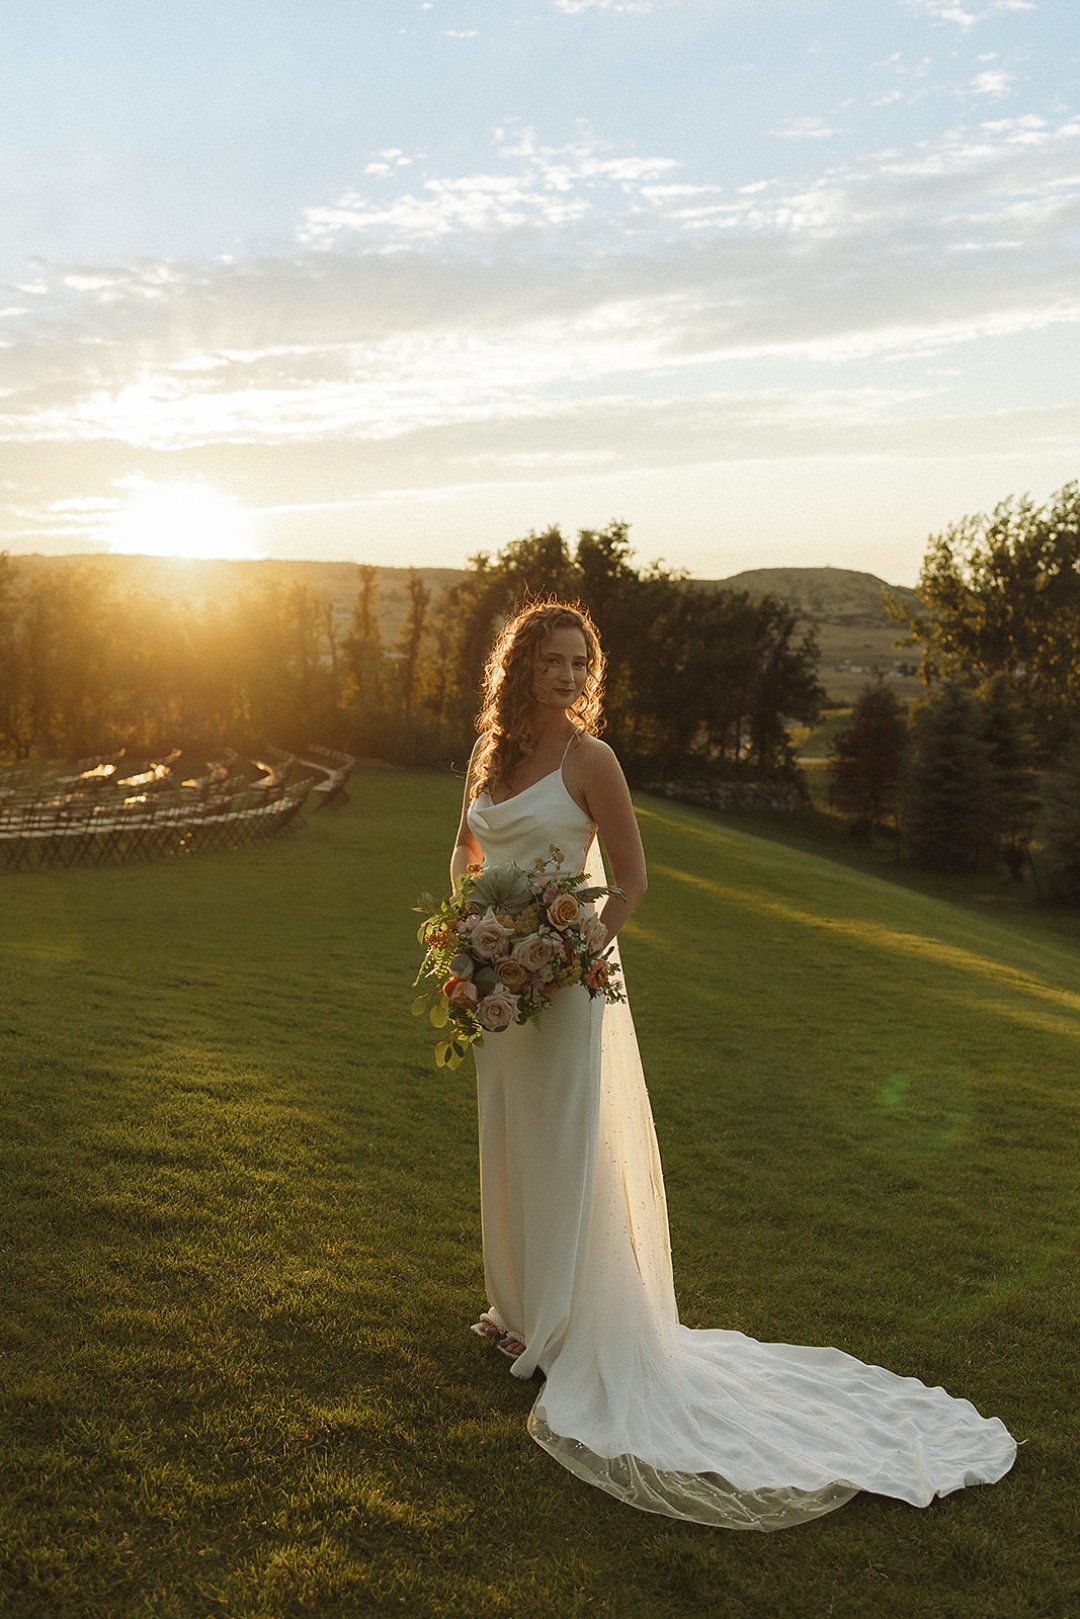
(470, 600, 606, 801)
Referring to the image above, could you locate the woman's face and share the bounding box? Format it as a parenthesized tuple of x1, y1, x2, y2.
(532, 626, 589, 713)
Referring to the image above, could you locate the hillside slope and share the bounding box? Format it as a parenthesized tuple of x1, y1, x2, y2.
(0, 770, 1074, 1619)
(710, 566, 922, 704)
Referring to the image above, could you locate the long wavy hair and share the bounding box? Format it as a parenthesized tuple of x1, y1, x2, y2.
(470, 600, 606, 800)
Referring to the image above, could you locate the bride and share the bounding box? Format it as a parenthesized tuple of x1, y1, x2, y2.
(449, 599, 1016, 1530)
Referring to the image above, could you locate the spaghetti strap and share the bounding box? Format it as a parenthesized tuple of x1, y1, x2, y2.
(559, 729, 579, 768)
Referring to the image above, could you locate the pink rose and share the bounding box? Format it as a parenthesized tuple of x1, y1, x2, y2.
(471, 911, 513, 960)
(443, 976, 479, 1009)
(477, 989, 520, 1031)
(581, 911, 608, 953)
(546, 892, 581, 931)
(511, 933, 556, 973)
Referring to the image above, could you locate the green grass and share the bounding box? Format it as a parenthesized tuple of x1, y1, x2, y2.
(1, 772, 1077, 1619)
(789, 706, 853, 760)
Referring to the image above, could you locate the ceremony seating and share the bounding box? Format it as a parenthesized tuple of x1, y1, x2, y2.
(0, 747, 341, 872)
(295, 745, 356, 807)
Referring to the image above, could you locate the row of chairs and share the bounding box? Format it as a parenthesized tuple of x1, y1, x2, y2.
(0, 766, 314, 873)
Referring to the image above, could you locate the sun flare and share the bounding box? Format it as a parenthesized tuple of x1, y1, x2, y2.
(105, 482, 263, 561)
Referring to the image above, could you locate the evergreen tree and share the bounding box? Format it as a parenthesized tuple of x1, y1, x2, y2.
(902, 685, 997, 873)
(830, 680, 908, 838)
(1042, 730, 1080, 904)
(979, 674, 1039, 882)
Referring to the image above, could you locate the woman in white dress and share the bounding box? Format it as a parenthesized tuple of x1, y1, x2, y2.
(449, 600, 1016, 1531)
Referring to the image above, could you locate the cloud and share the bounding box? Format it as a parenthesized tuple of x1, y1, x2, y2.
(552, 1, 655, 12)
(906, 0, 982, 25)
(770, 118, 847, 141)
(969, 70, 1014, 96)
(296, 126, 679, 246)
(2, 113, 1078, 550)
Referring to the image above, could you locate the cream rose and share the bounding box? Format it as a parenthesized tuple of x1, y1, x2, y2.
(477, 989, 519, 1032)
(546, 892, 581, 931)
(581, 911, 608, 954)
(495, 958, 528, 992)
(470, 911, 513, 960)
(511, 933, 556, 973)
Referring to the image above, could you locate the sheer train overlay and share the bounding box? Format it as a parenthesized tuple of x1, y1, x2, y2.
(466, 766, 1016, 1530)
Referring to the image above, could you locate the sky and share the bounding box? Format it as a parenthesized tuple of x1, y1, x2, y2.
(1, 0, 1078, 585)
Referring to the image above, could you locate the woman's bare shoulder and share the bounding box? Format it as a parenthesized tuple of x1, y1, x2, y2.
(570, 733, 626, 781)
(573, 731, 616, 759)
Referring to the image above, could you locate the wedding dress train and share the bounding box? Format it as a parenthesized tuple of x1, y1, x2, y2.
(466, 764, 1016, 1530)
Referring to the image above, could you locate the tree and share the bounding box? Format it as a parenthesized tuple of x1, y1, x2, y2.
(1041, 731, 1080, 904)
(744, 597, 824, 773)
(978, 674, 1039, 882)
(428, 524, 824, 783)
(901, 685, 997, 873)
(891, 482, 1080, 752)
(829, 680, 908, 838)
(344, 566, 385, 755)
(388, 569, 443, 763)
(0, 553, 26, 756)
(608, 580, 822, 779)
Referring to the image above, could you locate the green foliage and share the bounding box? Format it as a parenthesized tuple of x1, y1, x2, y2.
(1042, 730, 1080, 904)
(902, 686, 998, 873)
(892, 481, 1080, 752)
(978, 675, 1039, 882)
(433, 523, 824, 780)
(829, 680, 908, 837)
(897, 679, 1041, 882)
(0, 526, 823, 787)
(0, 771, 1076, 1617)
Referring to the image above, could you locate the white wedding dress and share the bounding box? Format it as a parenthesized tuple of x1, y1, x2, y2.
(466, 763, 1016, 1530)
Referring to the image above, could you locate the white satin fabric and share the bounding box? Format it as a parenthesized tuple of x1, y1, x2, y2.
(466, 763, 1016, 1529)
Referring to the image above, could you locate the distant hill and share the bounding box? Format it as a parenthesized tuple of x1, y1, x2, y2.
(708, 566, 922, 705)
(9, 554, 921, 703)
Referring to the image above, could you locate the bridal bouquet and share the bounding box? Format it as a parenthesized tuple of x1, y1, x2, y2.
(412, 847, 625, 1069)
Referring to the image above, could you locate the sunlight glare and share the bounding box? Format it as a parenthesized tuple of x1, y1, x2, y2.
(105, 482, 263, 560)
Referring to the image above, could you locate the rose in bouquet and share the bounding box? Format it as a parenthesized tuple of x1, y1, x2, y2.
(412, 846, 625, 1069)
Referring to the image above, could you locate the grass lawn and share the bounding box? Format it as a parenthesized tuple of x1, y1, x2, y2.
(1, 769, 1077, 1619)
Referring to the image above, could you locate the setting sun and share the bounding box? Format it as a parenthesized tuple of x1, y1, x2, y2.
(105, 483, 263, 561)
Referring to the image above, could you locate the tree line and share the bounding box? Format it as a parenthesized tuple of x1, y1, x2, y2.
(0, 523, 823, 784)
(829, 481, 1080, 902)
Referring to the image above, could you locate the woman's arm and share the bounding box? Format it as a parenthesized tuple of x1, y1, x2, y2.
(576, 739, 647, 943)
(450, 740, 484, 886)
